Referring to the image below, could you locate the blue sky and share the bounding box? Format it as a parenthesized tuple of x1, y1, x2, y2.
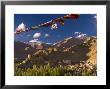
(14, 14, 97, 43)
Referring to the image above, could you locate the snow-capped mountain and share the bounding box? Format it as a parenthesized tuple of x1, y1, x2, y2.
(15, 35, 97, 68)
(14, 31, 97, 66)
(23, 39, 52, 50)
(52, 33, 88, 49)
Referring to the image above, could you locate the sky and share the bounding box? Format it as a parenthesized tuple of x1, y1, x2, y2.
(14, 14, 97, 43)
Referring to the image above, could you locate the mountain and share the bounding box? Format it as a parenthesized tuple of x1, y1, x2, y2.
(52, 36, 87, 51)
(24, 40, 52, 50)
(14, 40, 52, 60)
(15, 36, 97, 68)
(86, 37, 97, 64)
(14, 41, 37, 60)
(47, 36, 97, 64)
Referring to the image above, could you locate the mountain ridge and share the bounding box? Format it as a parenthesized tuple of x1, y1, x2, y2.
(14, 35, 97, 68)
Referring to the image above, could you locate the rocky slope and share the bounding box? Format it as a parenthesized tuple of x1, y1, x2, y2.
(86, 37, 97, 64)
(15, 36, 97, 68)
(14, 41, 37, 59)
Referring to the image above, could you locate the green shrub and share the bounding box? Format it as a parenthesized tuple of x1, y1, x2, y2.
(14, 62, 97, 76)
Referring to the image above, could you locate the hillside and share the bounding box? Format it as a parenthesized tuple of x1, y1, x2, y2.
(14, 41, 37, 59)
(15, 36, 97, 68)
(86, 37, 97, 64)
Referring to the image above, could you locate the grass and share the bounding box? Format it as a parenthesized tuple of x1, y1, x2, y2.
(14, 62, 97, 76)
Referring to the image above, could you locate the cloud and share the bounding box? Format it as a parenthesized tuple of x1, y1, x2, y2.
(17, 22, 26, 31)
(46, 43, 52, 45)
(74, 32, 81, 35)
(93, 15, 97, 19)
(75, 33, 87, 38)
(44, 33, 49, 38)
(29, 39, 42, 44)
(33, 32, 41, 39)
(29, 39, 38, 43)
